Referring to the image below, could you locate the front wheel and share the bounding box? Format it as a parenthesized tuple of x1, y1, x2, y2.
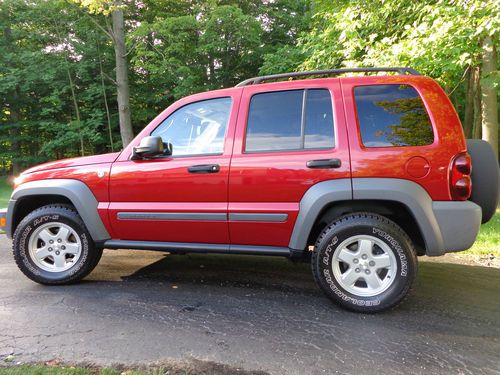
(13, 204, 102, 285)
(311, 213, 417, 313)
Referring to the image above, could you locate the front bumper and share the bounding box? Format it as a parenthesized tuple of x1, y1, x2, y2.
(0, 208, 6, 234)
(432, 200, 482, 254)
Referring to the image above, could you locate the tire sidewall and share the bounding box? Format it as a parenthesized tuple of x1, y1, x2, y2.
(14, 210, 91, 282)
(315, 217, 414, 310)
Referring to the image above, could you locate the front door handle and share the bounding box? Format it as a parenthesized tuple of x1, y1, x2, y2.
(188, 164, 220, 173)
(306, 158, 342, 169)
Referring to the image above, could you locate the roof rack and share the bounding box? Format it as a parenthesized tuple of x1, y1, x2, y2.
(235, 67, 421, 87)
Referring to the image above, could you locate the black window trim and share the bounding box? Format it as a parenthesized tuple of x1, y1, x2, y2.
(243, 88, 336, 154)
(352, 83, 436, 149)
(142, 96, 233, 160)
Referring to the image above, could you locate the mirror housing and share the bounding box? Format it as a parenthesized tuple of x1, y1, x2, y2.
(132, 136, 172, 159)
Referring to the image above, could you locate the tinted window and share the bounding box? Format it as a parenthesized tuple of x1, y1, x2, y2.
(245, 89, 334, 152)
(152, 97, 231, 156)
(354, 85, 434, 147)
(304, 89, 335, 149)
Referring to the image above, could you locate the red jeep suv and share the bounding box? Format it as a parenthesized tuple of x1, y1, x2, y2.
(1, 67, 498, 312)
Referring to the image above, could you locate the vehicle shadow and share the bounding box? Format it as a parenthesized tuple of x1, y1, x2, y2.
(89, 250, 500, 320)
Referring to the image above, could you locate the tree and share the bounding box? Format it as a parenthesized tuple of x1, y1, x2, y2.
(73, 0, 134, 147)
(295, 0, 499, 156)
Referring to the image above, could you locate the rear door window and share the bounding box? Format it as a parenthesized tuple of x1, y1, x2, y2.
(245, 89, 334, 152)
(354, 84, 434, 147)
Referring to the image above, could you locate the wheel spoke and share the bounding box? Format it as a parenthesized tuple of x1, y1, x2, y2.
(341, 268, 360, 286)
(38, 228, 55, 244)
(35, 247, 51, 260)
(358, 239, 373, 254)
(373, 253, 391, 269)
(64, 243, 80, 255)
(364, 273, 382, 290)
(53, 254, 66, 268)
(57, 226, 71, 241)
(337, 248, 357, 264)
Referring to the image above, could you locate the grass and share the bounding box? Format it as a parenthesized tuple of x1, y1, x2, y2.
(464, 208, 500, 256)
(0, 175, 497, 256)
(0, 177, 11, 208)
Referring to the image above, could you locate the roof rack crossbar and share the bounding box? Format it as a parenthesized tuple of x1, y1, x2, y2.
(235, 67, 421, 87)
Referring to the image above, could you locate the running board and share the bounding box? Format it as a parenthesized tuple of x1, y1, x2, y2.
(103, 240, 292, 257)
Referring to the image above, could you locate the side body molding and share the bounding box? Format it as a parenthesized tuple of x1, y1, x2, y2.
(6, 179, 110, 241)
(288, 179, 352, 250)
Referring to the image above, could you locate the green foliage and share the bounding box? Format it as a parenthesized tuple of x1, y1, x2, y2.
(1, 0, 496, 173)
(0, 176, 11, 207)
(1, 0, 310, 172)
(465, 210, 500, 256)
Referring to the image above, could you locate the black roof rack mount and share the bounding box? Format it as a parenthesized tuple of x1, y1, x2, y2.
(235, 67, 421, 87)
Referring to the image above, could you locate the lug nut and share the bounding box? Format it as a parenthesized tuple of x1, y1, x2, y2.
(369, 261, 375, 267)
(55, 251, 60, 255)
(353, 258, 359, 264)
(365, 269, 370, 274)
(48, 247, 53, 252)
(61, 246, 66, 250)
(57, 239, 62, 243)
(49, 240, 54, 244)
(362, 254, 368, 260)
(355, 268, 360, 273)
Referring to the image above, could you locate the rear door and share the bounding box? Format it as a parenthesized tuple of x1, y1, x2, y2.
(228, 79, 351, 248)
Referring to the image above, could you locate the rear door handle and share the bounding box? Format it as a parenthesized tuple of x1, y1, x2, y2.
(188, 164, 220, 173)
(306, 158, 342, 169)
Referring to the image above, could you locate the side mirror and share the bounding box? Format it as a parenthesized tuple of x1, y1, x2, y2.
(132, 136, 171, 159)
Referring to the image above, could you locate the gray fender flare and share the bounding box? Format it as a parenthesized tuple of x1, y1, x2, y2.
(6, 179, 110, 242)
(288, 179, 352, 250)
(351, 178, 444, 255)
(288, 178, 447, 256)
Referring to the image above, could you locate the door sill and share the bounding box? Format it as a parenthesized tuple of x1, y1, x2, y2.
(103, 240, 291, 257)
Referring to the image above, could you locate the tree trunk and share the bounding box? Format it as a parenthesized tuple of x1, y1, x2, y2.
(66, 69, 85, 156)
(112, 7, 134, 148)
(97, 35, 114, 152)
(480, 35, 498, 159)
(463, 67, 474, 138)
(9, 88, 21, 176)
(473, 66, 482, 139)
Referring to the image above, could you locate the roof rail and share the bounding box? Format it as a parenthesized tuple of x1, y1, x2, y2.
(235, 67, 422, 87)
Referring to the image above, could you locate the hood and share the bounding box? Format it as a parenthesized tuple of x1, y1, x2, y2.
(22, 152, 121, 175)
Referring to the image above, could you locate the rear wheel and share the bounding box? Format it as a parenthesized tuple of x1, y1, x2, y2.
(311, 213, 417, 313)
(13, 205, 102, 285)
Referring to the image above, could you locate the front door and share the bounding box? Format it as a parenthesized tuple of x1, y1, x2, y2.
(108, 91, 241, 244)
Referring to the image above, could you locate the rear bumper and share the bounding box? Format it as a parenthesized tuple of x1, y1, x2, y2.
(0, 208, 6, 234)
(432, 201, 482, 254)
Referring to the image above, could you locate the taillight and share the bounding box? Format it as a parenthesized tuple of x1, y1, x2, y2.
(450, 153, 472, 200)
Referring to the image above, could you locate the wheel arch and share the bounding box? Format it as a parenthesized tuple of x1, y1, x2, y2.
(288, 178, 445, 256)
(6, 179, 110, 242)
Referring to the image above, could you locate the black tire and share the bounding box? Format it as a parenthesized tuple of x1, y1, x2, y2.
(467, 139, 500, 223)
(12, 204, 102, 285)
(311, 213, 417, 313)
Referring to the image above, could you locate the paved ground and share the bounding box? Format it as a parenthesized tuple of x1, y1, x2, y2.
(0, 236, 499, 375)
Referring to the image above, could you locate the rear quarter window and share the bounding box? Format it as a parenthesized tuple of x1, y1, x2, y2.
(354, 84, 434, 148)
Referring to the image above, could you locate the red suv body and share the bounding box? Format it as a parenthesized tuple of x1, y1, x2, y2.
(2, 68, 498, 312)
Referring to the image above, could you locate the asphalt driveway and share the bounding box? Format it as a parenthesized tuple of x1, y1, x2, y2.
(0, 235, 499, 374)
